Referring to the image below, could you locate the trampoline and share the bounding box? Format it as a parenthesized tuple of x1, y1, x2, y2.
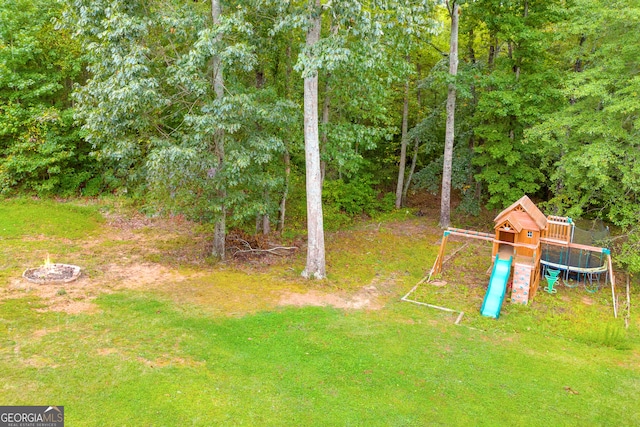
(540, 220, 611, 287)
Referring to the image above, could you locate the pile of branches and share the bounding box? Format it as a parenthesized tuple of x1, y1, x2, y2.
(226, 230, 298, 258)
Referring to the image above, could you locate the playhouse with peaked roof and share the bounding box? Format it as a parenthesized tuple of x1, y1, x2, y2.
(429, 195, 615, 318)
(492, 196, 548, 303)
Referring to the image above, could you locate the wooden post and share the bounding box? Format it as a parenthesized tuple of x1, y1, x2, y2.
(530, 248, 541, 301)
(605, 250, 617, 318)
(431, 231, 450, 277)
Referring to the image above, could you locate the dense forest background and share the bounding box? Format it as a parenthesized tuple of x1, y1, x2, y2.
(1, 0, 639, 271)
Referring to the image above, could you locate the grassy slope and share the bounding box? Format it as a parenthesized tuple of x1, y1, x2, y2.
(1, 199, 639, 426)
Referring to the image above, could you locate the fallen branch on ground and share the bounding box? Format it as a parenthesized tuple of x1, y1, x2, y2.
(230, 239, 298, 257)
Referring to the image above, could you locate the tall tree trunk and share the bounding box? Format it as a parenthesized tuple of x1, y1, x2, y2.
(467, 27, 476, 64)
(467, 27, 481, 201)
(256, 69, 264, 89)
(321, 74, 330, 183)
(211, 0, 226, 259)
(285, 45, 293, 98)
(514, 1, 528, 80)
(278, 149, 290, 233)
(416, 62, 422, 108)
(440, 1, 460, 229)
(320, 19, 337, 182)
(255, 68, 270, 235)
(302, 0, 326, 279)
(402, 60, 422, 206)
(402, 137, 420, 206)
(277, 45, 294, 233)
(574, 35, 586, 73)
(488, 33, 498, 70)
(395, 67, 410, 209)
(262, 213, 271, 235)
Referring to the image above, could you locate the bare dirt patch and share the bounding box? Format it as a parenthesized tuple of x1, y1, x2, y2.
(98, 262, 187, 290)
(365, 218, 440, 238)
(40, 300, 101, 314)
(280, 287, 383, 310)
(581, 296, 595, 305)
(3, 204, 428, 316)
(279, 274, 398, 310)
(97, 348, 119, 356)
(3, 208, 204, 313)
(7, 275, 101, 314)
(136, 355, 205, 368)
(21, 355, 58, 369)
(32, 327, 61, 338)
(6, 263, 188, 316)
(103, 210, 154, 230)
(430, 280, 447, 287)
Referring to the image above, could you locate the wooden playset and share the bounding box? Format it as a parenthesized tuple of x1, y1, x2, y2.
(429, 195, 616, 318)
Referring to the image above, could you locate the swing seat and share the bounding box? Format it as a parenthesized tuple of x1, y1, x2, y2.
(544, 269, 561, 294)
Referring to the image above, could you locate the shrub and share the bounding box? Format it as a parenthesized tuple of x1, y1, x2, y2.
(323, 174, 385, 216)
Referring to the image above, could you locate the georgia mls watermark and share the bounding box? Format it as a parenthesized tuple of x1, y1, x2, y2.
(0, 406, 64, 427)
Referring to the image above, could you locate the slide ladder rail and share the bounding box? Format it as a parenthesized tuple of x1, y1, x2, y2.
(446, 227, 495, 241)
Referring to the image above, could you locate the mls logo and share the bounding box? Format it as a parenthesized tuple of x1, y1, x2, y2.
(0, 406, 64, 427)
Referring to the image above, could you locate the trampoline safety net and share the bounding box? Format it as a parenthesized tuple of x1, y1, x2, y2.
(541, 219, 610, 281)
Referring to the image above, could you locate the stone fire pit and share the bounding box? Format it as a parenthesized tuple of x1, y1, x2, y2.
(23, 263, 81, 284)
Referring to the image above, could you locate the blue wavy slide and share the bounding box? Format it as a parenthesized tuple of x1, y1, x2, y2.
(480, 255, 513, 319)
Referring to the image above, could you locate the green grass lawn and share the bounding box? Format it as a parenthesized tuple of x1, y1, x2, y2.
(1, 198, 639, 426)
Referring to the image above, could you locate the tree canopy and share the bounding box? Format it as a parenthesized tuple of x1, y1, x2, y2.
(1, 0, 639, 273)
